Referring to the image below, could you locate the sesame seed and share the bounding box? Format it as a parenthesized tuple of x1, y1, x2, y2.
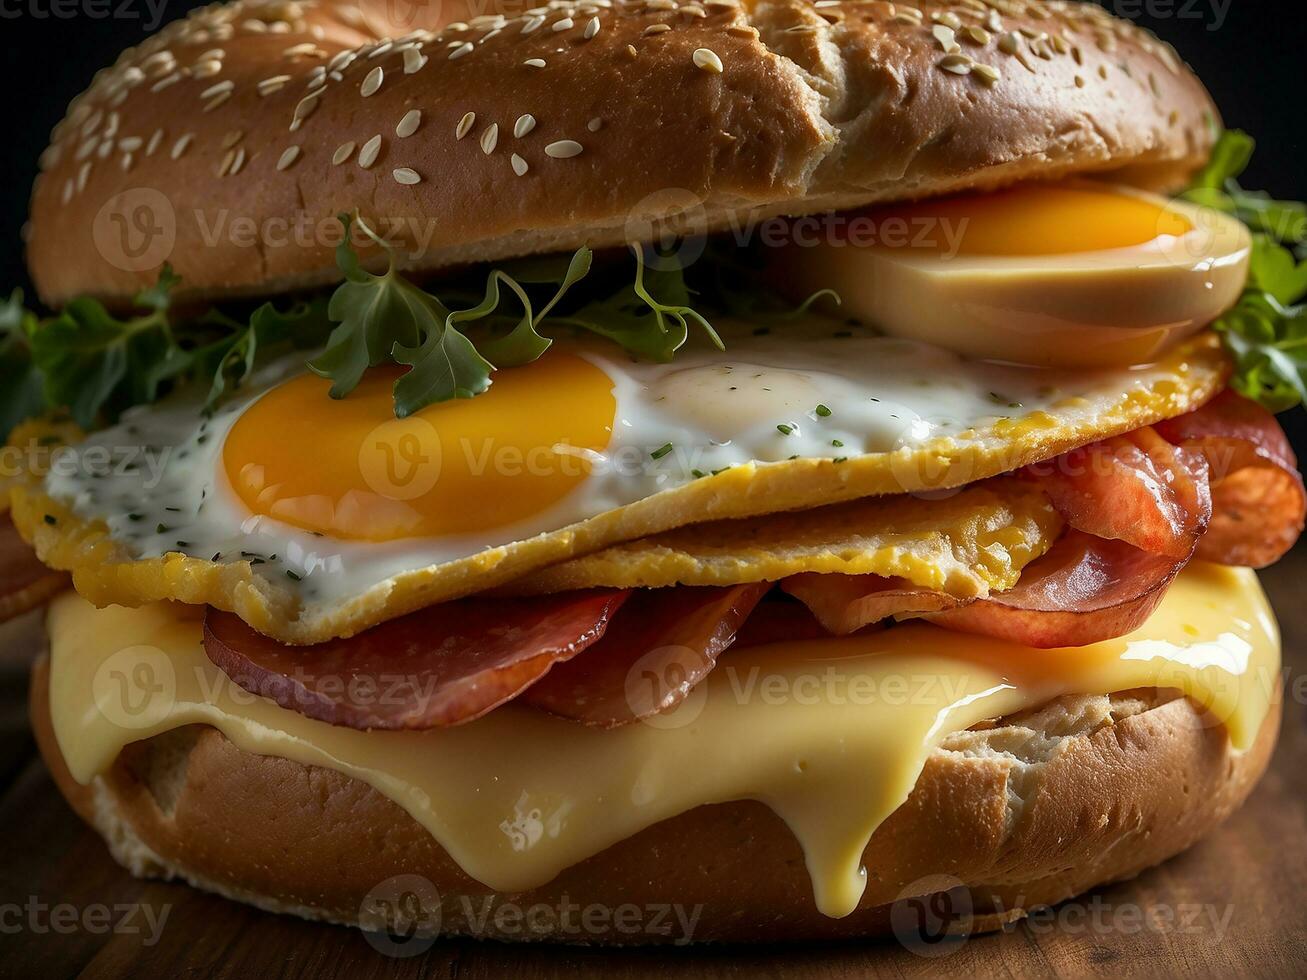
(358, 134, 382, 168)
(552, 17, 574, 31)
(76, 161, 90, 191)
(120, 152, 134, 171)
(450, 41, 474, 60)
(200, 80, 234, 100)
(258, 74, 292, 95)
(584, 16, 600, 39)
(522, 14, 545, 33)
(361, 66, 384, 96)
(643, 24, 671, 36)
(403, 47, 428, 74)
(480, 122, 499, 154)
(932, 25, 960, 54)
(511, 153, 529, 176)
(151, 73, 181, 92)
(118, 136, 143, 152)
(998, 31, 1021, 55)
(938, 54, 973, 75)
(146, 129, 164, 156)
(587, 116, 603, 132)
(524, 58, 547, 68)
(626, 44, 638, 58)
(393, 167, 421, 185)
(170, 133, 194, 159)
(692, 48, 724, 74)
(332, 140, 355, 165)
(514, 113, 536, 138)
(203, 91, 232, 113)
(397, 109, 422, 137)
(456, 111, 476, 139)
(972, 63, 1001, 85)
(276, 145, 301, 171)
(193, 59, 223, 78)
(544, 139, 583, 159)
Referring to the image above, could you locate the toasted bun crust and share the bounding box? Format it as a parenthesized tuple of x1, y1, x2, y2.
(31, 655, 1278, 944)
(28, 0, 1217, 307)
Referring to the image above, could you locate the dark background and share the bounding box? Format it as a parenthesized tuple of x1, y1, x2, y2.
(0, 0, 1303, 448)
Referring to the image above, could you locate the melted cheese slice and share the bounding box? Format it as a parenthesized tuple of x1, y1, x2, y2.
(48, 565, 1279, 919)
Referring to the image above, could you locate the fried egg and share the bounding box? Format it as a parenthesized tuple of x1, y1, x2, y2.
(780, 183, 1251, 368)
(15, 315, 1227, 644)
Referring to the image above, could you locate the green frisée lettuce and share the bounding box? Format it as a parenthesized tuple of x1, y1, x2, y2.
(0, 215, 742, 437)
(306, 214, 730, 416)
(1182, 130, 1307, 411)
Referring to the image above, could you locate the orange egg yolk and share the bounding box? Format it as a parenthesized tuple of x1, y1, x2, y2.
(223, 353, 616, 542)
(866, 184, 1193, 256)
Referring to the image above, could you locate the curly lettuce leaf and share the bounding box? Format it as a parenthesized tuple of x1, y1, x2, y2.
(0, 291, 46, 441)
(28, 268, 179, 428)
(1185, 131, 1307, 412)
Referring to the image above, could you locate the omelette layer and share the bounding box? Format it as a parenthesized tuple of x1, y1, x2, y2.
(9, 333, 1226, 644)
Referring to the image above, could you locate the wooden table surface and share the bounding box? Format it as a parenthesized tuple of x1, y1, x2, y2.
(1, 552, 1304, 980)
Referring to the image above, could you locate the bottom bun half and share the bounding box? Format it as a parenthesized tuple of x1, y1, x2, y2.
(30, 656, 1279, 946)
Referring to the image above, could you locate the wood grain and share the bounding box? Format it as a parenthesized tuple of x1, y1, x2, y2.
(1, 553, 1304, 980)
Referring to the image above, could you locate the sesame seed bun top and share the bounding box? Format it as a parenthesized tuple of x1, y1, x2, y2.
(26, 0, 1218, 307)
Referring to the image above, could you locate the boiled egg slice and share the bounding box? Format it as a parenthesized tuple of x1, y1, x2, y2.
(779, 183, 1251, 367)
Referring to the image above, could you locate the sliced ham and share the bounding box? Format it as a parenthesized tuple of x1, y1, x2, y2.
(520, 584, 770, 728)
(203, 590, 629, 730)
(0, 514, 67, 623)
(925, 531, 1186, 648)
(1023, 425, 1211, 558)
(1155, 390, 1306, 568)
(779, 574, 962, 636)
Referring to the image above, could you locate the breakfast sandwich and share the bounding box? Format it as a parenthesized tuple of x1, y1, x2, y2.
(3, 0, 1305, 944)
